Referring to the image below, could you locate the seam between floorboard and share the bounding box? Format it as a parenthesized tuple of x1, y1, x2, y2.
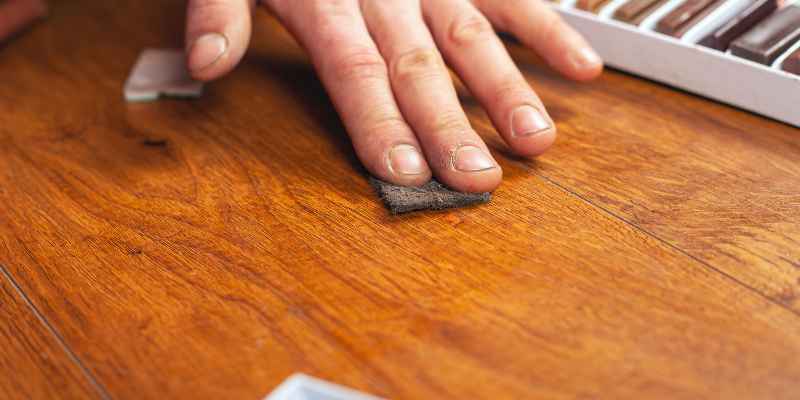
(524, 169, 800, 319)
(0, 264, 113, 400)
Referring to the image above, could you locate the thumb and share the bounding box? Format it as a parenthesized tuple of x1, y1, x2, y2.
(185, 0, 254, 81)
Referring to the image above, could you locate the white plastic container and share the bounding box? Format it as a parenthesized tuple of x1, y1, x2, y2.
(554, 6, 800, 127)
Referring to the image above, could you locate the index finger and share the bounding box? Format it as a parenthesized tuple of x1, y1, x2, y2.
(474, 0, 603, 81)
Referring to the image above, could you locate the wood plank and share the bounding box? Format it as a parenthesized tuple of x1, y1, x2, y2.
(0, 268, 102, 399)
(0, 1, 798, 399)
(491, 45, 800, 310)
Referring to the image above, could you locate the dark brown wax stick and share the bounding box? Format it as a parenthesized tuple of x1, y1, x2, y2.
(782, 48, 800, 75)
(699, 0, 779, 50)
(656, 0, 725, 37)
(614, 0, 672, 24)
(674, 0, 728, 37)
(731, 5, 800, 64)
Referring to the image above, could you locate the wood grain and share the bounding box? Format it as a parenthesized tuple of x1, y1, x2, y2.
(0, 1, 799, 399)
(0, 268, 101, 399)
(492, 45, 800, 311)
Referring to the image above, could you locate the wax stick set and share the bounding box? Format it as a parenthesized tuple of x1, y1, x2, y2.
(551, 0, 800, 127)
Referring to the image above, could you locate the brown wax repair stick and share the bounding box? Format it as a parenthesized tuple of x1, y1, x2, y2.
(699, 0, 779, 50)
(656, 0, 726, 38)
(614, 0, 672, 24)
(730, 5, 800, 64)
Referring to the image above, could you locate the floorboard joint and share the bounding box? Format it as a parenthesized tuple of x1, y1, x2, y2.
(525, 169, 800, 318)
(0, 264, 114, 400)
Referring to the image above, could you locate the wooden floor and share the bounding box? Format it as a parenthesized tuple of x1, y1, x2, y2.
(2, 1, 800, 399)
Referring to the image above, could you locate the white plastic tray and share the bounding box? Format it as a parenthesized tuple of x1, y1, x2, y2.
(264, 374, 383, 400)
(554, 6, 800, 127)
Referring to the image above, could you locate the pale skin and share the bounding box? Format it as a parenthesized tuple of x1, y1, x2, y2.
(4, 0, 603, 193)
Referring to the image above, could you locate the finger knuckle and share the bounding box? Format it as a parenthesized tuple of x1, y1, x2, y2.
(360, 109, 408, 139)
(491, 75, 533, 106)
(352, 109, 410, 163)
(430, 110, 470, 135)
(328, 47, 388, 82)
(448, 12, 494, 47)
(391, 48, 444, 85)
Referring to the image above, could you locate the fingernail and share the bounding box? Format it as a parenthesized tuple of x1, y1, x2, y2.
(389, 144, 425, 175)
(511, 105, 551, 137)
(188, 33, 228, 72)
(453, 146, 496, 172)
(574, 47, 602, 69)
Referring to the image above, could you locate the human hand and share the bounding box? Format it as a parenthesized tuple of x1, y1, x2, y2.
(0, 0, 46, 43)
(184, 0, 602, 192)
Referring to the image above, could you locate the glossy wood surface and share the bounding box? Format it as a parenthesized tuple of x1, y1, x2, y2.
(1, 1, 799, 399)
(0, 268, 101, 399)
